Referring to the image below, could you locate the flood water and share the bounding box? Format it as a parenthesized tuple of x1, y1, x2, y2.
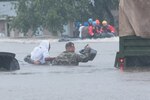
(0, 39, 150, 100)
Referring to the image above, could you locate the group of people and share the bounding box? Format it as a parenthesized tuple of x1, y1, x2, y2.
(24, 40, 97, 66)
(76, 18, 116, 39)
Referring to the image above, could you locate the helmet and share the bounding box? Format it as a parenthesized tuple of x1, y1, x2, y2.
(102, 20, 107, 25)
(95, 19, 100, 25)
(92, 21, 96, 26)
(83, 22, 89, 26)
(88, 18, 93, 24)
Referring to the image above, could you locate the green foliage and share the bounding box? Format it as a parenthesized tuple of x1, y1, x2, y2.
(12, 0, 91, 35)
(0, 0, 16, 2)
(11, 0, 119, 35)
(89, 0, 119, 25)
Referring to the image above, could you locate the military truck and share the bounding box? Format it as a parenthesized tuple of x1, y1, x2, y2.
(114, 0, 150, 69)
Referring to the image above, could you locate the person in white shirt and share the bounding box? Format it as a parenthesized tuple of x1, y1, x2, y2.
(24, 40, 54, 65)
(79, 24, 84, 38)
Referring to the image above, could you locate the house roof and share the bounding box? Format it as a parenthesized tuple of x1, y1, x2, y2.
(0, 1, 16, 17)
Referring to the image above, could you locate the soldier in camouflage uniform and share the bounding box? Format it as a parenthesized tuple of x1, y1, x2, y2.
(52, 42, 91, 66)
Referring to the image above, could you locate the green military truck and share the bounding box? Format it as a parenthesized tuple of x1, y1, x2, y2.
(114, 35, 150, 68)
(114, 0, 150, 69)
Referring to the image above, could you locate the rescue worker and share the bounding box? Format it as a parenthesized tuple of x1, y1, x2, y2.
(88, 18, 94, 38)
(92, 21, 97, 34)
(79, 24, 84, 39)
(94, 19, 101, 38)
(100, 20, 115, 37)
(52, 42, 96, 66)
(24, 40, 54, 65)
(95, 19, 101, 33)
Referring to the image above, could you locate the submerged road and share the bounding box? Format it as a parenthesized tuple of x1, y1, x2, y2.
(0, 39, 150, 100)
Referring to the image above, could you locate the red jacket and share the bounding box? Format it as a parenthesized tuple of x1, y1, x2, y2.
(100, 25, 115, 33)
(88, 25, 94, 36)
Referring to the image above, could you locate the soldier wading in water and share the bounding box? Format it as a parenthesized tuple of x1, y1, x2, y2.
(24, 41, 97, 66)
(52, 42, 97, 66)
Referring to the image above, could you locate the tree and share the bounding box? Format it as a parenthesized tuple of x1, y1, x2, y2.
(11, 0, 119, 36)
(12, 0, 91, 35)
(89, 0, 119, 25)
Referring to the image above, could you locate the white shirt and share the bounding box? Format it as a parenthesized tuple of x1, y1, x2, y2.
(79, 26, 84, 38)
(31, 40, 50, 64)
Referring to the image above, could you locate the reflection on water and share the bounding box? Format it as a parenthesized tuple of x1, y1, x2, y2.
(1, 42, 150, 100)
(123, 67, 150, 72)
(0, 64, 118, 76)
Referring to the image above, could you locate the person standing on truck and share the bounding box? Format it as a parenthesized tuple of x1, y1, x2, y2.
(52, 42, 97, 66)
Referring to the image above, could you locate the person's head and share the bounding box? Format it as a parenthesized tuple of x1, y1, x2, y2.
(80, 24, 82, 26)
(95, 19, 100, 25)
(65, 42, 75, 52)
(88, 18, 93, 24)
(39, 40, 51, 51)
(102, 20, 108, 26)
(92, 21, 96, 27)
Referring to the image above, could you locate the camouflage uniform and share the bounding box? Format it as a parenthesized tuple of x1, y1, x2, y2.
(52, 48, 90, 66)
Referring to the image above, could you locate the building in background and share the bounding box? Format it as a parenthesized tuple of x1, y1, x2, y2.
(0, 1, 16, 37)
(0, 1, 74, 38)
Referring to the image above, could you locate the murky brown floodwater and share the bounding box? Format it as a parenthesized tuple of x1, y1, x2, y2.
(0, 40, 150, 100)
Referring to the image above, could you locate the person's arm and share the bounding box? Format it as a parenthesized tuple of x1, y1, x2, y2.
(108, 25, 115, 33)
(100, 27, 103, 33)
(88, 26, 94, 36)
(45, 57, 56, 62)
(76, 54, 89, 62)
(42, 50, 52, 63)
(77, 45, 91, 62)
